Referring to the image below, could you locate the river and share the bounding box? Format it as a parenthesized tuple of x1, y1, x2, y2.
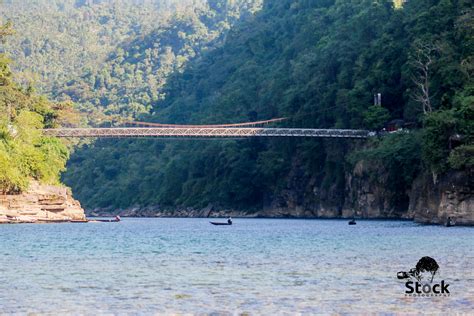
(0, 218, 472, 314)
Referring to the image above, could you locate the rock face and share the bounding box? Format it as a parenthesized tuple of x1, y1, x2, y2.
(343, 160, 414, 220)
(409, 170, 474, 225)
(0, 181, 85, 224)
(342, 163, 473, 225)
(88, 158, 473, 226)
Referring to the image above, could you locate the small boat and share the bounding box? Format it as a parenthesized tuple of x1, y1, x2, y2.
(210, 217, 232, 226)
(210, 221, 232, 226)
(348, 219, 356, 225)
(445, 217, 455, 227)
(95, 219, 120, 223)
(94, 216, 121, 223)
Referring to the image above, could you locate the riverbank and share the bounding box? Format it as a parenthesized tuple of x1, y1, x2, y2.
(87, 205, 473, 226)
(87, 169, 473, 226)
(3, 169, 471, 226)
(0, 182, 86, 224)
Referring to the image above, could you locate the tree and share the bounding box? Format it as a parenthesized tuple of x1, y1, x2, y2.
(409, 41, 439, 114)
(363, 105, 391, 130)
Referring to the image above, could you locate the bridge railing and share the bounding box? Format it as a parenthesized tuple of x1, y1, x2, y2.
(125, 118, 287, 128)
(43, 127, 370, 139)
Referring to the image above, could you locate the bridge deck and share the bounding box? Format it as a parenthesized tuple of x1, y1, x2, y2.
(43, 127, 370, 139)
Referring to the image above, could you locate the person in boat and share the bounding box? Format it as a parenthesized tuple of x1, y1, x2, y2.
(446, 216, 453, 227)
(227, 217, 232, 225)
(348, 218, 356, 225)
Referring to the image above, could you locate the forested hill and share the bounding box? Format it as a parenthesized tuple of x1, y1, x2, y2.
(0, 0, 229, 95)
(54, 0, 263, 121)
(62, 0, 472, 213)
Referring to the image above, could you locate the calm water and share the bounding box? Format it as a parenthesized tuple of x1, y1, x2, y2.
(0, 218, 473, 314)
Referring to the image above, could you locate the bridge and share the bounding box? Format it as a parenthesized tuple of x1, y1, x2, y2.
(43, 118, 371, 139)
(43, 127, 370, 139)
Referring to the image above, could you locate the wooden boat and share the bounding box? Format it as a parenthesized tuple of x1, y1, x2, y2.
(210, 221, 232, 226)
(93, 216, 121, 223)
(95, 218, 120, 223)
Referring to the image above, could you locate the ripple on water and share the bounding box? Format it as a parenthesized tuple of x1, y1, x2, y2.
(0, 218, 473, 314)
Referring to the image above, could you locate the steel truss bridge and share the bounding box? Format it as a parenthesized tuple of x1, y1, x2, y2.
(43, 127, 370, 139)
(43, 117, 371, 139)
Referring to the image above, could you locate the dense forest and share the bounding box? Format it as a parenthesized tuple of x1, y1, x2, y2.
(1, 0, 262, 122)
(55, 0, 263, 120)
(1, 0, 247, 96)
(1, 0, 472, 213)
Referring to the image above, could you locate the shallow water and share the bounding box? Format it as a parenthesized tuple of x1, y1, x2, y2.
(0, 218, 473, 314)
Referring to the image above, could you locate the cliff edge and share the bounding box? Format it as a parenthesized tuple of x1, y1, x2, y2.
(0, 181, 85, 224)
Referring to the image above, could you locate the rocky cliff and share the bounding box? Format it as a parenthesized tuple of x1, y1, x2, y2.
(257, 156, 473, 225)
(0, 182, 86, 224)
(254, 154, 413, 219)
(409, 170, 473, 226)
(88, 161, 473, 226)
(342, 162, 473, 225)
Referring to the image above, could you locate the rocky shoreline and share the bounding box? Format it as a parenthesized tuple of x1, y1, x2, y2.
(0, 182, 86, 224)
(87, 208, 474, 226)
(2, 169, 471, 226)
(88, 169, 473, 226)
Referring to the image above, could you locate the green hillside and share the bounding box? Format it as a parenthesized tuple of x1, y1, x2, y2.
(62, 0, 472, 211)
(0, 0, 210, 94)
(54, 0, 263, 120)
(1, 0, 471, 212)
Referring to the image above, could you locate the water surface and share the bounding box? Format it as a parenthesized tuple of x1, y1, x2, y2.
(1, 218, 473, 314)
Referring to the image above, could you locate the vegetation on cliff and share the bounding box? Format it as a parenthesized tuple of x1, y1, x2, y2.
(0, 22, 74, 193)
